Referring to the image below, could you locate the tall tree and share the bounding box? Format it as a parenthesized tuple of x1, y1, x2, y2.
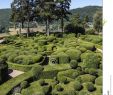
(82, 15, 89, 29)
(93, 11, 102, 33)
(35, 0, 56, 36)
(71, 13, 81, 26)
(55, 0, 71, 36)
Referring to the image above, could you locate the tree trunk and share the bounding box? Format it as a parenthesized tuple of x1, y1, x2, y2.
(22, 22, 24, 29)
(61, 17, 64, 37)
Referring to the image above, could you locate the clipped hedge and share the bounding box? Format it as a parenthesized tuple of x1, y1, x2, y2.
(79, 42, 96, 51)
(81, 53, 100, 68)
(95, 76, 102, 86)
(73, 81, 83, 91)
(57, 52, 70, 64)
(76, 74, 96, 83)
(0, 65, 43, 95)
(65, 49, 81, 61)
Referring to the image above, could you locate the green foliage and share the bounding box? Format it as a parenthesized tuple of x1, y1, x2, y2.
(31, 66, 44, 79)
(0, 71, 32, 95)
(65, 49, 81, 61)
(79, 90, 90, 95)
(70, 60, 78, 69)
(95, 76, 102, 86)
(81, 53, 100, 68)
(79, 42, 96, 51)
(38, 40, 47, 45)
(20, 81, 28, 89)
(73, 81, 83, 91)
(86, 28, 95, 35)
(93, 11, 102, 32)
(57, 52, 70, 64)
(76, 74, 96, 83)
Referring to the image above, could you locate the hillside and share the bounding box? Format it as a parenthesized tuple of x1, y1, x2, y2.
(0, 6, 102, 28)
(70, 6, 102, 22)
(0, 9, 11, 27)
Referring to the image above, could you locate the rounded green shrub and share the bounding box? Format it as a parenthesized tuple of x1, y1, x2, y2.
(79, 90, 90, 95)
(86, 82, 96, 92)
(70, 60, 78, 69)
(38, 40, 47, 45)
(79, 47, 87, 53)
(46, 36, 56, 42)
(73, 81, 83, 91)
(57, 69, 79, 79)
(88, 68, 98, 76)
(81, 53, 100, 68)
(20, 81, 28, 89)
(57, 52, 70, 64)
(65, 49, 81, 61)
(79, 42, 96, 51)
(76, 74, 96, 83)
(85, 28, 95, 35)
(95, 76, 102, 86)
(59, 76, 69, 84)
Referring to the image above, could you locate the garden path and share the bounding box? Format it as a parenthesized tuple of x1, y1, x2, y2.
(9, 70, 24, 78)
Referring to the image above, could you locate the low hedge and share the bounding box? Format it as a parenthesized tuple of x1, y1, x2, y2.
(95, 76, 102, 86)
(0, 71, 32, 95)
(65, 49, 81, 61)
(57, 52, 70, 64)
(81, 53, 100, 69)
(8, 62, 35, 72)
(79, 42, 96, 51)
(0, 65, 43, 95)
(76, 74, 96, 83)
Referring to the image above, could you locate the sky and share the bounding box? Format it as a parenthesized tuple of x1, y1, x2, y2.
(0, 0, 102, 9)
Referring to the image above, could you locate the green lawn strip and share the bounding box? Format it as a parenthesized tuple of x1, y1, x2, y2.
(0, 71, 32, 95)
(8, 62, 40, 72)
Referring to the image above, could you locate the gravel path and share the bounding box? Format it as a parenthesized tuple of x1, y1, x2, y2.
(9, 70, 24, 78)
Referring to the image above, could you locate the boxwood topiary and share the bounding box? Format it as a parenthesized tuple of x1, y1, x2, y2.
(81, 53, 100, 69)
(65, 49, 81, 61)
(57, 52, 70, 64)
(95, 76, 102, 86)
(73, 81, 83, 91)
(70, 60, 78, 69)
(38, 40, 47, 45)
(76, 74, 96, 83)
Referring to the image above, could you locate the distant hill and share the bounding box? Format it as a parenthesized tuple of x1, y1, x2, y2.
(70, 6, 102, 22)
(0, 6, 102, 28)
(0, 9, 11, 27)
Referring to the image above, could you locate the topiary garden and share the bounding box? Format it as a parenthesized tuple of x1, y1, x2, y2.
(0, 33, 102, 95)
